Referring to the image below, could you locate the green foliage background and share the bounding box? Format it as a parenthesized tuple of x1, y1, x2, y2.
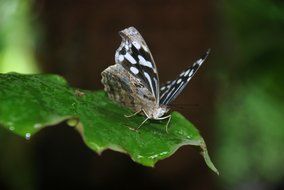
(215, 0, 284, 186)
(0, 1, 38, 189)
(0, 0, 39, 73)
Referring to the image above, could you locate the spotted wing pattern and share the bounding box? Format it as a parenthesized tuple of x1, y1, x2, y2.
(159, 49, 210, 105)
(115, 27, 160, 103)
(159, 80, 173, 99)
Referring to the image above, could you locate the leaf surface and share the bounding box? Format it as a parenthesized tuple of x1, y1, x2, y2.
(0, 73, 218, 174)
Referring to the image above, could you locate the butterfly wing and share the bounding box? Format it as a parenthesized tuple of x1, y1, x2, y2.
(115, 27, 160, 103)
(159, 49, 210, 105)
(160, 80, 173, 99)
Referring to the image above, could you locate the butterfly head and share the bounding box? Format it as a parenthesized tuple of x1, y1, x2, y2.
(152, 105, 169, 119)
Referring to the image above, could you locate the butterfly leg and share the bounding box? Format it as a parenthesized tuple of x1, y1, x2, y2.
(157, 114, 172, 133)
(165, 115, 172, 133)
(135, 109, 151, 130)
(136, 117, 150, 130)
(124, 110, 142, 118)
(125, 109, 150, 131)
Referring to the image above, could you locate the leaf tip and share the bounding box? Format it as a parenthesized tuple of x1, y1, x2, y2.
(200, 141, 219, 175)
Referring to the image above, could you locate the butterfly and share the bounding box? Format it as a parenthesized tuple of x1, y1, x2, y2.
(101, 26, 210, 132)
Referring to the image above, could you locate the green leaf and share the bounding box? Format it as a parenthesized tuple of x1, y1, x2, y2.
(0, 73, 218, 174)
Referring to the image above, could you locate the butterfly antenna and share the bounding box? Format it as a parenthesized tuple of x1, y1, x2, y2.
(168, 103, 199, 110)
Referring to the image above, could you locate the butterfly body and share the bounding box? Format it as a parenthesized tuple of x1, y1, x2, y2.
(101, 26, 209, 131)
(101, 63, 169, 120)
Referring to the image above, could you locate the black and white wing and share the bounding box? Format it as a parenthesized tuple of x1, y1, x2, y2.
(159, 49, 210, 105)
(115, 27, 160, 103)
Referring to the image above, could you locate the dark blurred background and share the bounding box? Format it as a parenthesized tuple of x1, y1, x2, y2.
(0, 0, 284, 190)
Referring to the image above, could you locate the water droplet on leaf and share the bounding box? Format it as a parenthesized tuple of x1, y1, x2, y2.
(25, 133, 31, 140)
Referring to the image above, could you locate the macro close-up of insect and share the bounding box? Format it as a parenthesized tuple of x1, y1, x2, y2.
(102, 27, 210, 131)
(1, 1, 282, 189)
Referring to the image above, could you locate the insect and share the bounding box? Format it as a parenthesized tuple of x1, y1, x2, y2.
(101, 26, 210, 132)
